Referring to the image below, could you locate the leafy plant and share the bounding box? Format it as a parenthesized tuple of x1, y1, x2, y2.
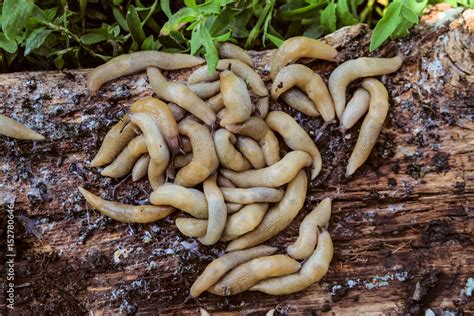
(0, 0, 471, 72)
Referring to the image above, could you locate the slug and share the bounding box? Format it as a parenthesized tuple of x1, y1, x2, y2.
(87, 51, 204, 93)
(220, 151, 311, 188)
(148, 159, 166, 190)
(129, 113, 170, 182)
(328, 54, 403, 119)
(266, 111, 322, 179)
(130, 97, 179, 153)
(189, 81, 221, 100)
(271, 64, 335, 122)
(217, 174, 236, 188)
(226, 203, 244, 214)
(225, 117, 268, 142)
(101, 146, 140, 178)
(175, 203, 268, 241)
(190, 245, 278, 297)
(214, 129, 252, 171)
(220, 187, 284, 204)
(174, 119, 219, 187)
(150, 184, 208, 218)
(254, 97, 269, 119)
(168, 102, 187, 121)
(220, 71, 253, 126)
(287, 198, 332, 260)
(250, 229, 333, 295)
(90, 115, 138, 167)
(226, 170, 307, 251)
(270, 36, 338, 79)
(132, 154, 150, 182)
(207, 93, 225, 112)
(79, 187, 174, 223)
(190, 59, 267, 96)
(346, 78, 389, 177)
(208, 255, 301, 296)
(127, 135, 147, 157)
(199, 175, 227, 245)
(281, 89, 320, 117)
(173, 153, 193, 168)
(340, 88, 371, 131)
(0, 114, 45, 141)
(147, 67, 216, 126)
(217, 42, 254, 67)
(259, 129, 281, 166)
(236, 136, 266, 169)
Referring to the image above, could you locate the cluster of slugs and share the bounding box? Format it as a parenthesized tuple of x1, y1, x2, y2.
(0, 37, 402, 297)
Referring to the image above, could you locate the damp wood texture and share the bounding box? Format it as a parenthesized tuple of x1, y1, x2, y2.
(0, 7, 473, 315)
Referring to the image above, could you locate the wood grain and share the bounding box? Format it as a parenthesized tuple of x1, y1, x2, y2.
(0, 7, 473, 315)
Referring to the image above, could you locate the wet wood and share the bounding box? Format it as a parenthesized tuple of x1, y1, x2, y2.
(0, 6, 473, 315)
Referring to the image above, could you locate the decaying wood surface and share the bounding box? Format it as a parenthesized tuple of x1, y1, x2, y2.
(0, 6, 473, 315)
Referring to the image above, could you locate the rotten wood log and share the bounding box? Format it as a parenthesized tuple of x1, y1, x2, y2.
(0, 6, 473, 315)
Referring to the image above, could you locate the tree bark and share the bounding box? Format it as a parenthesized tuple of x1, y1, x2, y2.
(0, 6, 472, 315)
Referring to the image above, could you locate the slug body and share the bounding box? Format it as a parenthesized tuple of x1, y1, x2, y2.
(340, 88, 371, 131)
(90, 115, 138, 167)
(218, 42, 254, 67)
(266, 111, 322, 179)
(346, 78, 389, 176)
(199, 175, 227, 245)
(287, 198, 332, 260)
(208, 255, 301, 295)
(220, 187, 283, 204)
(259, 130, 281, 166)
(214, 129, 251, 171)
(189, 81, 221, 99)
(328, 55, 402, 119)
(250, 230, 334, 295)
(79, 187, 174, 223)
(129, 113, 170, 179)
(220, 71, 253, 126)
(101, 146, 139, 178)
(281, 89, 320, 117)
(168, 102, 187, 121)
(87, 51, 204, 93)
(255, 97, 269, 119)
(225, 117, 268, 142)
(236, 137, 266, 169)
(130, 97, 179, 153)
(226, 170, 308, 251)
(220, 151, 311, 188)
(127, 135, 147, 157)
(132, 154, 150, 181)
(0, 114, 45, 141)
(148, 160, 166, 190)
(190, 245, 278, 297)
(175, 119, 219, 187)
(150, 184, 208, 218)
(271, 64, 335, 122)
(147, 67, 216, 126)
(271, 36, 338, 79)
(207, 93, 225, 112)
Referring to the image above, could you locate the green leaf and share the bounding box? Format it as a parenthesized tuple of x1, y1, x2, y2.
(141, 35, 156, 50)
(79, 0, 87, 22)
(403, 0, 428, 15)
(54, 54, 64, 69)
(213, 31, 231, 42)
(80, 32, 108, 45)
(200, 26, 218, 74)
(337, 0, 359, 25)
(266, 33, 284, 47)
(401, 5, 419, 24)
(126, 5, 146, 45)
(0, 32, 17, 53)
(161, 0, 172, 18)
(113, 7, 129, 31)
(369, 1, 402, 51)
(2, 0, 34, 40)
(321, 0, 337, 33)
(25, 28, 52, 55)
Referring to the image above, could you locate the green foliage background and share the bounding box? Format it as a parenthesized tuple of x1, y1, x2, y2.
(0, 0, 471, 72)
